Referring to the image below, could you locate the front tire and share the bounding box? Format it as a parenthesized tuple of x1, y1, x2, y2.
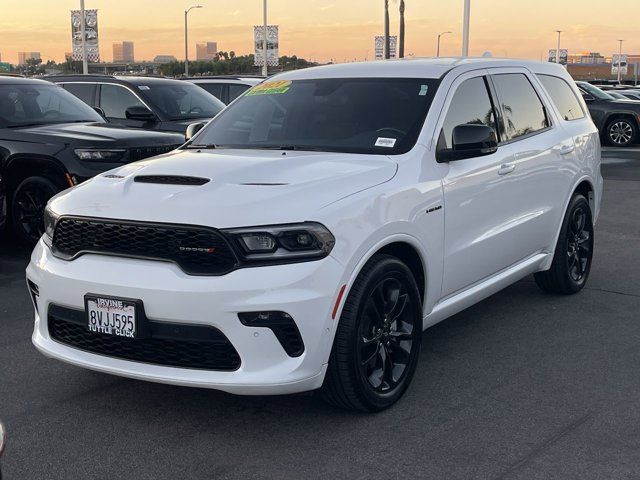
(535, 193, 594, 294)
(321, 254, 422, 412)
(606, 117, 637, 147)
(11, 176, 60, 245)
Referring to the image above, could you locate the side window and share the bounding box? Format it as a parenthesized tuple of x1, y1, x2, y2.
(62, 83, 95, 106)
(537, 74, 585, 121)
(491, 73, 549, 140)
(439, 76, 497, 150)
(199, 83, 225, 102)
(99, 84, 145, 119)
(228, 84, 250, 103)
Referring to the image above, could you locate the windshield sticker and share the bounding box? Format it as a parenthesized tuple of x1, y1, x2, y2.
(375, 137, 397, 148)
(246, 80, 292, 96)
(138, 85, 150, 90)
(419, 84, 428, 96)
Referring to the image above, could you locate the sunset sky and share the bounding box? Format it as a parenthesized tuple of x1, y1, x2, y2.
(1, 0, 639, 64)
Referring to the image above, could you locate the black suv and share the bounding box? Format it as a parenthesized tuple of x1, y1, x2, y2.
(0, 76, 184, 243)
(576, 81, 640, 147)
(46, 75, 225, 137)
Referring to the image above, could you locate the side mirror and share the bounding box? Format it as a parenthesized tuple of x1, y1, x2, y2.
(185, 122, 205, 141)
(437, 124, 498, 162)
(581, 93, 595, 102)
(125, 106, 156, 121)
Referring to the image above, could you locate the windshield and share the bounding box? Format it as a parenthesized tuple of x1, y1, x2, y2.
(579, 82, 615, 100)
(190, 77, 440, 154)
(137, 82, 225, 121)
(0, 83, 104, 127)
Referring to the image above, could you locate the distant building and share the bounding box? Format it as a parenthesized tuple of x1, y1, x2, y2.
(567, 52, 605, 64)
(153, 54, 178, 64)
(18, 51, 41, 65)
(196, 42, 217, 61)
(113, 41, 134, 62)
(374, 35, 397, 60)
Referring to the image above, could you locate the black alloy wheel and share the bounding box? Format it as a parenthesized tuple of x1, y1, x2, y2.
(12, 176, 60, 245)
(566, 205, 591, 283)
(358, 277, 415, 393)
(322, 254, 422, 412)
(535, 193, 594, 294)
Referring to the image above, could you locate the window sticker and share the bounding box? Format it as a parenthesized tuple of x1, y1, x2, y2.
(138, 85, 150, 90)
(375, 137, 397, 148)
(246, 80, 292, 96)
(419, 84, 428, 96)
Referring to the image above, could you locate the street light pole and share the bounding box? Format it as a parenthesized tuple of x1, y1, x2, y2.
(184, 5, 203, 76)
(262, 0, 268, 76)
(437, 31, 452, 57)
(461, 0, 470, 56)
(80, 0, 88, 74)
(555, 30, 562, 64)
(618, 39, 624, 85)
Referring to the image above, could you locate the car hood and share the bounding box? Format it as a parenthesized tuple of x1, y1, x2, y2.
(14, 122, 185, 147)
(49, 149, 398, 228)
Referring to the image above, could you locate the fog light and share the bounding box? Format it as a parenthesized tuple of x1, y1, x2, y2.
(238, 311, 304, 357)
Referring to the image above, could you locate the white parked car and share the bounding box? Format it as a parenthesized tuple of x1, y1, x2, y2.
(27, 58, 602, 412)
(184, 76, 264, 104)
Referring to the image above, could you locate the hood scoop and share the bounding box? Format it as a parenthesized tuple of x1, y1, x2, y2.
(134, 175, 210, 186)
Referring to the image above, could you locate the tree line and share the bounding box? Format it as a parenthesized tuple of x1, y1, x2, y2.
(12, 53, 318, 77)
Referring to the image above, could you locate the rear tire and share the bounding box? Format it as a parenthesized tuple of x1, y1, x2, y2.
(535, 193, 594, 294)
(11, 176, 60, 245)
(606, 117, 637, 147)
(321, 254, 422, 412)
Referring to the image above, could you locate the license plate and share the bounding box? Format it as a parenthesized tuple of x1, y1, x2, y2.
(86, 295, 136, 338)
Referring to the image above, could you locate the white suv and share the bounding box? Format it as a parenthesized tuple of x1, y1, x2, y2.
(27, 58, 602, 412)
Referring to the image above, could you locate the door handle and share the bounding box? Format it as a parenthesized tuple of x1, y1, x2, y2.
(559, 144, 575, 155)
(497, 163, 516, 175)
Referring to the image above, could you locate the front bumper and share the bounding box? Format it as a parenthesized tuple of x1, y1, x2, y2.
(27, 239, 345, 395)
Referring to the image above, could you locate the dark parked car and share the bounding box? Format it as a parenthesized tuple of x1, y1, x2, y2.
(0, 76, 184, 243)
(46, 75, 225, 136)
(184, 76, 264, 104)
(576, 81, 640, 147)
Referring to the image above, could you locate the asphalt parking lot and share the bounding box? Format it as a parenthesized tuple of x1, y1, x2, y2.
(1, 148, 639, 480)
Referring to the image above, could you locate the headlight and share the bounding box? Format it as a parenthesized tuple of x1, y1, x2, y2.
(74, 148, 126, 161)
(43, 205, 59, 243)
(223, 222, 335, 263)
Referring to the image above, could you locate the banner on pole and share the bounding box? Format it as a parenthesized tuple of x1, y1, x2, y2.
(254, 25, 279, 67)
(612, 54, 628, 75)
(71, 9, 100, 62)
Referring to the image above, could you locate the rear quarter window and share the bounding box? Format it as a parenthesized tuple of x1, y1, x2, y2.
(537, 74, 585, 121)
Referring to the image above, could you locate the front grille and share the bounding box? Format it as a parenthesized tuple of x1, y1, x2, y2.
(48, 304, 241, 371)
(52, 218, 238, 275)
(129, 144, 180, 162)
(134, 175, 210, 186)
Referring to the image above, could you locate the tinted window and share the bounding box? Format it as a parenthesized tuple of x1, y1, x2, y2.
(62, 83, 95, 105)
(0, 84, 103, 127)
(139, 82, 224, 120)
(199, 83, 224, 102)
(228, 84, 250, 102)
(537, 75, 584, 121)
(439, 76, 497, 150)
(492, 73, 549, 140)
(192, 78, 440, 155)
(99, 84, 146, 119)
